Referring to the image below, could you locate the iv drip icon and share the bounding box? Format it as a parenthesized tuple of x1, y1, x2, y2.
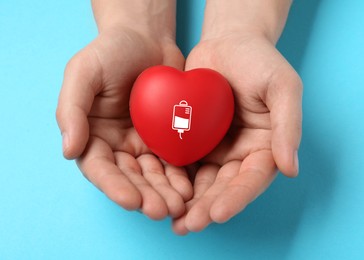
(172, 100, 192, 139)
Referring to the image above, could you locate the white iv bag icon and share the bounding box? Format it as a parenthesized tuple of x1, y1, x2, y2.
(172, 100, 192, 139)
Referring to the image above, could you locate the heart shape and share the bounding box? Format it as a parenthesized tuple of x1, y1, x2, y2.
(130, 65, 234, 166)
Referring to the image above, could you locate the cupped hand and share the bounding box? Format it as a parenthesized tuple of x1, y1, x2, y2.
(56, 27, 193, 220)
(173, 33, 303, 234)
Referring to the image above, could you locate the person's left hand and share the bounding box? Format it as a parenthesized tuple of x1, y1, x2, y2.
(172, 33, 303, 235)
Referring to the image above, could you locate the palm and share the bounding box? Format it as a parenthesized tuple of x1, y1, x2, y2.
(58, 28, 192, 220)
(194, 36, 282, 164)
(173, 35, 302, 234)
(84, 29, 168, 155)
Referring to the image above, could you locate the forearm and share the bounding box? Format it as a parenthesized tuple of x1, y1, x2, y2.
(91, 0, 177, 40)
(202, 0, 292, 44)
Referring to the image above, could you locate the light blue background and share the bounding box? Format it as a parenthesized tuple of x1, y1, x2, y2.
(1, 0, 364, 259)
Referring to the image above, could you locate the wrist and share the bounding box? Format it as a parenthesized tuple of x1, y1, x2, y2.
(92, 0, 177, 43)
(201, 0, 292, 44)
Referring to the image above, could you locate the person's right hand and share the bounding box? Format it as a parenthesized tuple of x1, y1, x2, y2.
(56, 17, 193, 219)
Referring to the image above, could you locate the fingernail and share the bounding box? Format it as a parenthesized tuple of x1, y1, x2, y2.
(294, 150, 299, 175)
(62, 132, 69, 153)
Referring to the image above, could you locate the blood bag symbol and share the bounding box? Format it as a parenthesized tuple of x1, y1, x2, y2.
(172, 100, 192, 139)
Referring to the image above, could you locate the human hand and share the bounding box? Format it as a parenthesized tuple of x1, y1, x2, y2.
(173, 0, 302, 234)
(56, 0, 192, 220)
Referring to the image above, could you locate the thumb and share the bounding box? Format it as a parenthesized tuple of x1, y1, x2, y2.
(266, 70, 303, 177)
(56, 48, 102, 159)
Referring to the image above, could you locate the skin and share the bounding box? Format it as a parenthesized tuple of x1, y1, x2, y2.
(56, 0, 302, 235)
(172, 0, 302, 235)
(56, 0, 193, 220)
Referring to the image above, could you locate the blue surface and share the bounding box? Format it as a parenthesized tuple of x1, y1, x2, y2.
(1, 0, 364, 259)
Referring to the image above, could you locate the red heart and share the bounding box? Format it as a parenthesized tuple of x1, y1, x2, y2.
(130, 65, 234, 166)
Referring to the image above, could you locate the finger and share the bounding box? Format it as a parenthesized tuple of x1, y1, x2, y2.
(193, 164, 220, 199)
(56, 48, 102, 159)
(185, 162, 240, 232)
(172, 164, 218, 235)
(115, 153, 169, 220)
(210, 150, 277, 223)
(137, 154, 185, 218)
(266, 70, 303, 177)
(77, 137, 141, 211)
(171, 199, 196, 236)
(164, 163, 193, 202)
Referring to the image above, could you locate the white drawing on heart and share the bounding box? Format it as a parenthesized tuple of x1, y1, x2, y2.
(172, 100, 192, 139)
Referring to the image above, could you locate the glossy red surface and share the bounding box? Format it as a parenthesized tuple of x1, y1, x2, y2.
(130, 65, 234, 166)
